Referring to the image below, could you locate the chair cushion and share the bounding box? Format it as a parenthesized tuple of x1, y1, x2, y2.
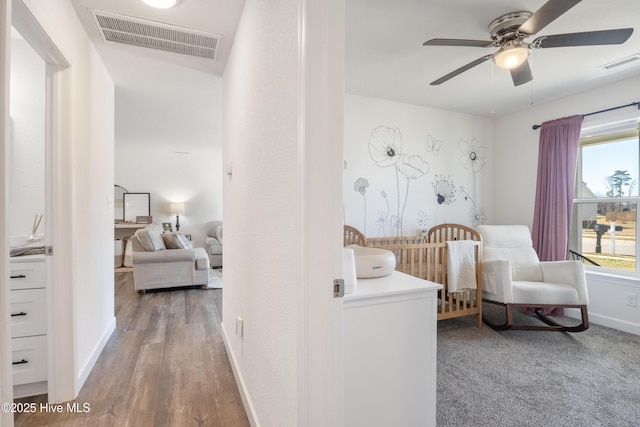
(135, 228, 166, 251)
(513, 281, 580, 305)
(479, 225, 543, 282)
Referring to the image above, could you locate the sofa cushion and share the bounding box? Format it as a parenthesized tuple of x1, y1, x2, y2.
(135, 228, 166, 251)
(215, 224, 223, 243)
(162, 232, 192, 249)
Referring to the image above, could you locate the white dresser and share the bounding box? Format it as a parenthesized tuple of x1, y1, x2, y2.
(343, 271, 442, 427)
(10, 254, 48, 398)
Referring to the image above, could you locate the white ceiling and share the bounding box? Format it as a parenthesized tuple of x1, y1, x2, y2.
(68, 0, 640, 120)
(347, 0, 640, 117)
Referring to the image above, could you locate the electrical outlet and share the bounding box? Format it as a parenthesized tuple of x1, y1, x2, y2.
(626, 293, 637, 307)
(236, 317, 244, 337)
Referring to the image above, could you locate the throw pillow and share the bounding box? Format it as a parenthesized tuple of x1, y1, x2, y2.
(162, 232, 191, 249)
(135, 228, 166, 251)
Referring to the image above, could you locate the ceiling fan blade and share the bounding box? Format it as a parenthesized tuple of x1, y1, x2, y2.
(518, 0, 582, 35)
(423, 38, 493, 48)
(532, 28, 634, 48)
(430, 55, 492, 85)
(510, 60, 533, 86)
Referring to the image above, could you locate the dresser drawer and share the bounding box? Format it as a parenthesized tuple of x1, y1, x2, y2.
(12, 335, 47, 386)
(10, 288, 47, 338)
(9, 262, 46, 290)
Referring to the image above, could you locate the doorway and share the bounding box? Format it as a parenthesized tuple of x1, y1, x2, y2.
(3, 0, 71, 411)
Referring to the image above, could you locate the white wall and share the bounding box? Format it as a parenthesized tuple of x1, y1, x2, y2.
(222, 0, 300, 424)
(344, 94, 494, 237)
(9, 33, 45, 238)
(19, 0, 116, 399)
(115, 75, 223, 249)
(493, 74, 640, 334)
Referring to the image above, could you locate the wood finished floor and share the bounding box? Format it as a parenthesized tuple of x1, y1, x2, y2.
(14, 272, 249, 427)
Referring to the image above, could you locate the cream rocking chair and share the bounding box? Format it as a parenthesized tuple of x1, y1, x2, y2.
(477, 225, 589, 332)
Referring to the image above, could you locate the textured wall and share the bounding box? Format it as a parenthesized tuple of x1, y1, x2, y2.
(222, 0, 300, 424)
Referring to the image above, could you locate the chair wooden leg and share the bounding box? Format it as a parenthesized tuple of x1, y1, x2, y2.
(534, 306, 589, 332)
(482, 300, 589, 332)
(482, 300, 514, 330)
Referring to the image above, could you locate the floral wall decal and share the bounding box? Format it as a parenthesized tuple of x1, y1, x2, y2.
(433, 175, 456, 205)
(460, 186, 487, 227)
(354, 177, 369, 233)
(425, 135, 442, 156)
(343, 95, 493, 236)
(368, 126, 430, 235)
(417, 210, 429, 235)
(368, 126, 403, 167)
(458, 138, 486, 173)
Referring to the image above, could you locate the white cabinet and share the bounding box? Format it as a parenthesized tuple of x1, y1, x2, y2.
(10, 255, 48, 397)
(344, 271, 441, 427)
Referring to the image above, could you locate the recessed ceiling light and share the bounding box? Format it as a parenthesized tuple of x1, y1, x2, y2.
(141, 0, 180, 9)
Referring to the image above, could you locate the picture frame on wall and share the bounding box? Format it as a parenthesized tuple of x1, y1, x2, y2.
(162, 222, 173, 233)
(123, 193, 150, 223)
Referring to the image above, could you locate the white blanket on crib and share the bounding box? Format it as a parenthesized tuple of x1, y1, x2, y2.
(446, 240, 476, 293)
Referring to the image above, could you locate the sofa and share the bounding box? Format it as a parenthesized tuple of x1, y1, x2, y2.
(205, 221, 223, 268)
(131, 227, 210, 293)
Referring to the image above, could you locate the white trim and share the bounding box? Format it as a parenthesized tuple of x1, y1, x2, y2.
(11, 0, 75, 403)
(75, 317, 115, 393)
(221, 323, 259, 427)
(1, 1, 15, 426)
(566, 308, 640, 336)
(296, 0, 345, 425)
(585, 270, 640, 287)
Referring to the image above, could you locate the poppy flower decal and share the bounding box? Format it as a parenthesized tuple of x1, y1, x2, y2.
(368, 126, 403, 167)
(397, 154, 429, 179)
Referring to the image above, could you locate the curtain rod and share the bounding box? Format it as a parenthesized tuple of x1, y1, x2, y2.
(532, 101, 640, 130)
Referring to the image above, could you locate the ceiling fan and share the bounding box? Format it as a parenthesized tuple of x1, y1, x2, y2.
(423, 0, 634, 86)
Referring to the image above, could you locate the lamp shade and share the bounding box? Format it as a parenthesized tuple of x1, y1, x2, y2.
(170, 202, 185, 215)
(493, 44, 530, 70)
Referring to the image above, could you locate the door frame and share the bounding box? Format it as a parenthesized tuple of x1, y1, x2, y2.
(1, 0, 73, 418)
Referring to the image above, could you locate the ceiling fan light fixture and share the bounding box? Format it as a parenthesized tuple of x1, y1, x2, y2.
(493, 44, 530, 69)
(141, 0, 180, 9)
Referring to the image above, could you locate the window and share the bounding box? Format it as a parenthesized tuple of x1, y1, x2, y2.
(571, 123, 639, 274)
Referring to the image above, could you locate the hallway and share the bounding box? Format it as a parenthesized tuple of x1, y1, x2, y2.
(15, 272, 249, 427)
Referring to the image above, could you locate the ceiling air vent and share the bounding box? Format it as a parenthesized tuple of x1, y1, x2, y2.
(89, 10, 222, 60)
(599, 54, 640, 70)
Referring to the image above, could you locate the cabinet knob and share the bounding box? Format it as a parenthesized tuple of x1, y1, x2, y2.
(12, 359, 28, 365)
(10, 274, 27, 279)
(11, 312, 28, 317)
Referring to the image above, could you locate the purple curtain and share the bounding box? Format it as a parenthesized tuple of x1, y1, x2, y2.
(529, 115, 583, 317)
(532, 115, 583, 262)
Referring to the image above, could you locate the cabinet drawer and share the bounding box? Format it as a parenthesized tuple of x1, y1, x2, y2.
(9, 262, 46, 290)
(12, 335, 47, 385)
(10, 288, 47, 338)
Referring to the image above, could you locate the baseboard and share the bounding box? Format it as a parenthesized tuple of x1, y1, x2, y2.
(565, 308, 640, 336)
(14, 381, 47, 399)
(75, 316, 116, 393)
(221, 322, 259, 427)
